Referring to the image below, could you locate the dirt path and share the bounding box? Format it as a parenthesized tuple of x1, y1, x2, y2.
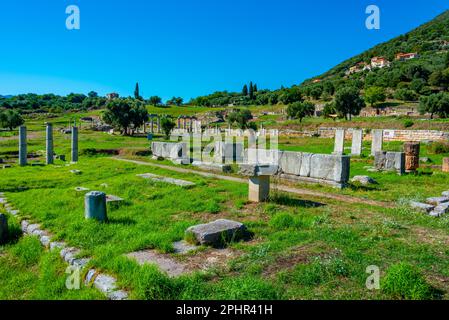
(112, 157, 394, 208)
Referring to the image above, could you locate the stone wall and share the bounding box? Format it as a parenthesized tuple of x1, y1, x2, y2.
(244, 149, 350, 188)
(280, 127, 449, 142)
(151, 142, 188, 164)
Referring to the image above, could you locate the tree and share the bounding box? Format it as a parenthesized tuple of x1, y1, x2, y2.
(334, 87, 365, 120)
(88, 91, 98, 98)
(364, 86, 386, 114)
(167, 97, 183, 106)
(134, 82, 142, 100)
(394, 89, 419, 102)
(253, 84, 258, 93)
(287, 101, 315, 122)
(322, 102, 337, 120)
(0, 109, 24, 130)
(242, 84, 248, 96)
(102, 99, 148, 135)
(227, 109, 254, 129)
(445, 52, 449, 69)
(148, 96, 162, 106)
(160, 116, 175, 139)
(419, 93, 449, 119)
(249, 82, 254, 100)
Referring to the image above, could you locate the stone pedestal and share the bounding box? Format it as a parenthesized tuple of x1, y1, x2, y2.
(0, 214, 8, 244)
(19, 126, 27, 166)
(443, 157, 449, 173)
(85, 191, 107, 222)
(248, 176, 270, 202)
(71, 126, 79, 163)
(351, 129, 363, 156)
(404, 142, 420, 172)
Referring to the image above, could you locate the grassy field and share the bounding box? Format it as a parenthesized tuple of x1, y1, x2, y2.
(1, 111, 449, 300)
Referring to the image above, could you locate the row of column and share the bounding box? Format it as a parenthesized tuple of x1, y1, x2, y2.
(333, 129, 383, 156)
(176, 116, 201, 133)
(18, 123, 78, 166)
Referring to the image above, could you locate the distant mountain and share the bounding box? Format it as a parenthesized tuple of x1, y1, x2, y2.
(0, 95, 13, 99)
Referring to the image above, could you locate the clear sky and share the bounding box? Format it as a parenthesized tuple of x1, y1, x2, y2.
(0, 0, 448, 101)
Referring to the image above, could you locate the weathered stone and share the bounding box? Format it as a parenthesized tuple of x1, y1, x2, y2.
(443, 158, 449, 173)
(60, 247, 81, 264)
(26, 223, 41, 234)
(351, 129, 363, 156)
(85, 191, 107, 222)
(350, 175, 378, 185)
(49, 241, 66, 251)
(108, 290, 128, 300)
(46, 123, 54, 165)
(70, 169, 82, 175)
(106, 195, 124, 203)
(374, 151, 405, 175)
(75, 187, 90, 192)
(333, 129, 345, 154)
(20, 220, 29, 233)
(191, 161, 232, 173)
(409, 201, 434, 213)
(127, 250, 187, 277)
(93, 274, 119, 294)
(0, 214, 8, 244)
(426, 196, 449, 206)
(238, 164, 278, 177)
(248, 176, 270, 202)
(371, 129, 383, 156)
(19, 126, 27, 166)
(404, 142, 420, 172)
(429, 202, 449, 217)
(71, 126, 79, 163)
(137, 173, 195, 187)
(151, 142, 188, 163)
(442, 191, 449, 197)
(186, 219, 248, 247)
(173, 240, 198, 254)
(420, 157, 431, 163)
(72, 258, 91, 269)
(85, 269, 97, 285)
(40, 235, 51, 247)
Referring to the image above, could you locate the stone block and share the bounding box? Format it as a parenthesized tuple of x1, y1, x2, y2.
(443, 158, 449, 173)
(191, 161, 232, 173)
(371, 129, 383, 156)
(351, 129, 363, 156)
(333, 129, 345, 154)
(374, 151, 405, 175)
(350, 175, 377, 185)
(186, 219, 248, 247)
(426, 196, 449, 206)
(409, 201, 434, 213)
(309, 154, 350, 183)
(85, 191, 107, 222)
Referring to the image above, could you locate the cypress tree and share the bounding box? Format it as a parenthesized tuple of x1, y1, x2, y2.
(249, 82, 254, 100)
(242, 84, 248, 96)
(134, 82, 141, 100)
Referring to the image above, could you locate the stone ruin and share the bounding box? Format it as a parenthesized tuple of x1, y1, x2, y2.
(374, 151, 405, 175)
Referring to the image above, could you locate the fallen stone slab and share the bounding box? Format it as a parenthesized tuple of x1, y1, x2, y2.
(442, 191, 449, 197)
(429, 202, 449, 217)
(409, 201, 434, 213)
(186, 219, 249, 247)
(191, 161, 232, 174)
(137, 173, 195, 188)
(350, 175, 378, 185)
(173, 240, 198, 254)
(75, 187, 90, 192)
(106, 195, 124, 203)
(426, 196, 449, 206)
(127, 250, 187, 277)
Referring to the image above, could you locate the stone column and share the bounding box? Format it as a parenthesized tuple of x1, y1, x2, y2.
(46, 123, 54, 165)
(177, 118, 181, 129)
(84, 191, 107, 222)
(189, 118, 193, 133)
(157, 117, 161, 133)
(371, 129, 383, 156)
(143, 122, 147, 133)
(333, 129, 345, 154)
(19, 126, 27, 166)
(183, 117, 187, 130)
(351, 129, 363, 156)
(150, 118, 154, 133)
(71, 126, 79, 163)
(404, 141, 420, 172)
(442, 157, 449, 173)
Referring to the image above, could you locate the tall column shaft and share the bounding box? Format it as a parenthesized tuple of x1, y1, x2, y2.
(19, 126, 27, 166)
(46, 123, 54, 165)
(71, 126, 79, 163)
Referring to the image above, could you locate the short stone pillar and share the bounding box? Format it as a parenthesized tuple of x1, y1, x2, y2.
(239, 164, 278, 203)
(371, 129, 383, 156)
(0, 214, 8, 244)
(46, 123, 54, 165)
(404, 141, 420, 172)
(19, 126, 27, 166)
(84, 191, 107, 222)
(333, 129, 345, 154)
(71, 126, 79, 163)
(442, 157, 449, 173)
(351, 129, 363, 156)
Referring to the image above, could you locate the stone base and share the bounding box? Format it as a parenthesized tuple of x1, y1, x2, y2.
(191, 161, 232, 173)
(279, 173, 346, 189)
(171, 158, 190, 165)
(248, 176, 270, 202)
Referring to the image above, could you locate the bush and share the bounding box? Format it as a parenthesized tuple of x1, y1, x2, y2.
(428, 141, 449, 154)
(403, 119, 414, 128)
(382, 263, 434, 300)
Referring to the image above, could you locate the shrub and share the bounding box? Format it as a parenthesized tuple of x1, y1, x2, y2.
(382, 263, 434, 300)
(403, 119, 414, 128)
(428, 141, 449, 154)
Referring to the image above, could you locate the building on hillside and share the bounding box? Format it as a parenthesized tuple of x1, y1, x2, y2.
(312, 79, 322, 83)
(370, 56, 390, 69)
(395, 52, 419, 61)
(346, 62, 371, 75)
(106, 93, 119, 100)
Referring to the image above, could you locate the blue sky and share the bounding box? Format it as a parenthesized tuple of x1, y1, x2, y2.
(0, 0, 448, 101)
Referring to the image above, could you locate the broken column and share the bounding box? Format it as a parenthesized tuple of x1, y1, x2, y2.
(85, 191, 107, 222)
(371, 129, 383, 156)
(404, 141, 420, 172)
(351, 129, 363, 156)
(443, 157, 449, 173)
(239, 164, 278, 202)
(71, 126, 79, 163)
(46, 123, 54, 165)
(333, 129, 345, 154)
(19, 126, 27, 166)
